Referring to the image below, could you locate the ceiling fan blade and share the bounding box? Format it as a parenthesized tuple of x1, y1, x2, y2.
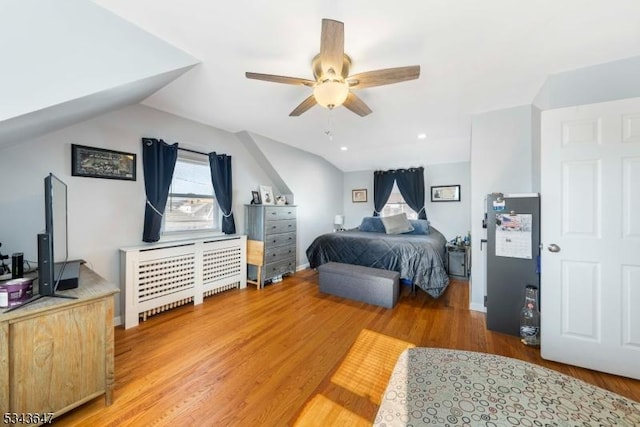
(347, 65, 420, 89)
(319, 19, 344, 77)
(245, 72, 315, 87)
(289, 95, 317, 116)
(343, 92, 372, 117)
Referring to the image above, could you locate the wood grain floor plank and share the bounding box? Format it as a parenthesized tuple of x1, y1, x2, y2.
(54, 270, 640, 426)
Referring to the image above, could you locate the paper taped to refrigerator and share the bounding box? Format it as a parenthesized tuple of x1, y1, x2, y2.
(495, 214, 532, 259)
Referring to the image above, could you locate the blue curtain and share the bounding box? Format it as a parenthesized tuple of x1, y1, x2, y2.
(373, 170, 395, 216)
(141, 138, 178, 242)
(208, 152, 236, 234)
(395, 167, 427, 219)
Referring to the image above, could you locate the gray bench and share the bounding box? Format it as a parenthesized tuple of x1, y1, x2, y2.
(317, 262, 400, 308)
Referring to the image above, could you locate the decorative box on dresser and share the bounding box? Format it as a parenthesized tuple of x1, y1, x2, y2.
(245, 204, 297, 284)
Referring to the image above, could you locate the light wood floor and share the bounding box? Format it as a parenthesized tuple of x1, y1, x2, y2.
(56, 269, 640, 426)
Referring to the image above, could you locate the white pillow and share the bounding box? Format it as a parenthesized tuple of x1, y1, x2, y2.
(380, 213, 415, 234)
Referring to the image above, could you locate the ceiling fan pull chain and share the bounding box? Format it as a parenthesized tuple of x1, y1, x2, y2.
(325, 109, 334, 140)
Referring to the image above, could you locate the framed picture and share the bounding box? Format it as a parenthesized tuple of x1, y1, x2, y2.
(251, 191, 261, 204)
(71, 144, 136, 181)
(352, 189, 368, 203)
(431, 185, 461, 202)
(259, 185, 274, 205)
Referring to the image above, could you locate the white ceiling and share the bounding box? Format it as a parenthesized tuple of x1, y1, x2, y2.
(94, 0, 640, 172)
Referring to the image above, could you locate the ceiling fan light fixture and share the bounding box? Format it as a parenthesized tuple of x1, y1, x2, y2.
(245, 19, 419, 117)
(313, 80, 349, 109)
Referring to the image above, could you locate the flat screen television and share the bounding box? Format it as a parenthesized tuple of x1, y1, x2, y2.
(42, 172, 79, 294)
(4, 173, 77, 312)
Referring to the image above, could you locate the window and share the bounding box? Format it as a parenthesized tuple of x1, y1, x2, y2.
(163, 153, 219, 233)
(381, 182, 418, 219)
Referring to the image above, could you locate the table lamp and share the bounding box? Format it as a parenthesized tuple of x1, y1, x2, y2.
(334, 214, 345, 232)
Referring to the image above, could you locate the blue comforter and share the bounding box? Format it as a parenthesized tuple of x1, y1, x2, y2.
(305, 227, 449, 298)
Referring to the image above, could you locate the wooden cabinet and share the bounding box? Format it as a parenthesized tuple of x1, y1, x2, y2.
(0, 266, 118, 423)
(245, 205, 297, 284)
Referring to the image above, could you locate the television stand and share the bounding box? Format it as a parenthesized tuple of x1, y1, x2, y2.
(1, 265, 119, 417)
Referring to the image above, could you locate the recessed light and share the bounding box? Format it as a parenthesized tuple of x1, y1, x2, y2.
(417, 133, 427, 140)
(340, 146, 348, 151)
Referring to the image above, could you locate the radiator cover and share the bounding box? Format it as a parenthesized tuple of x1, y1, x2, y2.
(120, 235, 247, 329)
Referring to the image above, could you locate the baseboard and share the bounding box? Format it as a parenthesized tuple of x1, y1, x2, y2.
(297, 263, 310, 271)
(469, 303, 486, 313)
(113, 316, 122, 327)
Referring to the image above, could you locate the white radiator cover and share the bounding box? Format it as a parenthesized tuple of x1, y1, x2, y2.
(120, 235, 247, 329)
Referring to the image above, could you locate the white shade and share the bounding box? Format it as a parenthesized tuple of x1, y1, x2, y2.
(334, 214, 345, 225)
(314, 80, 349, 109)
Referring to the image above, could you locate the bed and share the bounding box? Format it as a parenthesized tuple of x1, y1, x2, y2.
(305, 216, 449, 298)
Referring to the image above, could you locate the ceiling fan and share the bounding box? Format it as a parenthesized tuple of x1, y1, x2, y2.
(245, 19, 420, 117)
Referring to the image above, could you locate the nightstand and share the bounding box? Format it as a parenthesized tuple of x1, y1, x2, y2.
(446, 244, 470, 278)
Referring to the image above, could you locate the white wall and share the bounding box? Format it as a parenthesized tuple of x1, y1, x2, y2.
(425, 162, 471, 242)
(342, 162, 471, 242)
(0, 104, 342, 318)
(533, 55, 640, 111)
(0, 0, 198, 147)
(343, 171, 374, 229)
(242, 132, 344, 267)
(470, 105, 535, 312)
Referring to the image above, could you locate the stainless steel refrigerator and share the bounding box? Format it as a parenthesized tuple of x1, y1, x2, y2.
(486, 193, 540, 336)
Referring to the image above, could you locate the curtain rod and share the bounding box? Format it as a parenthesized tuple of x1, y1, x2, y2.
(178, 146, 208, 156)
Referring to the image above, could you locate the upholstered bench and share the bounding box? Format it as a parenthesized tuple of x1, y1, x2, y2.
(317, 262, 400, 308)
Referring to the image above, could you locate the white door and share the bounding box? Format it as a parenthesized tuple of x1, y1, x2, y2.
(541, 97, 640, 379)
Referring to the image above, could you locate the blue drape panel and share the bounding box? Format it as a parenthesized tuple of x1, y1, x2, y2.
(142, 138, 178, 242)
(208, 152, 236, 234)
(395, 167, 427, 219)
(373, 170, 395, 216)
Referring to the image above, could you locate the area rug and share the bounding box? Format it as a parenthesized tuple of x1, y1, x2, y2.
(374, 348, 640, 426)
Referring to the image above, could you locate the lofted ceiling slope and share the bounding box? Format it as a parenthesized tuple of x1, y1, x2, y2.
(93, 0, 640, 171)
(0, 0, 199, 148)
(3, 1, 640, 171)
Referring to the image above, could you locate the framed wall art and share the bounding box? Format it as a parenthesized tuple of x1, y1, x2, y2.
(71, 144, 136, 181)
(259, 185, 274, 205)
(352, 189, 368, 203)
(251, 191, 261, 204)
(431, 185, 460, 202)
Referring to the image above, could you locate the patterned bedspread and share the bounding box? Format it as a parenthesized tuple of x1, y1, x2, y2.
(305, 228, 449, 298)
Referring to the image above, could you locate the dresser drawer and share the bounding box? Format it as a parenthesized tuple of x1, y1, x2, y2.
(265, 245, 296, 263)
(265, 232, 296, 248)
(265, 219, 296, 235)
(265, 206, 296, 220)
(264, 256, 296, 278)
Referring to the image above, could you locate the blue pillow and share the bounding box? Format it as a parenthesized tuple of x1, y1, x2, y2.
(359, 217, 430, 235)
(404, 219, 431, 235)
(358, 217, 386, 233)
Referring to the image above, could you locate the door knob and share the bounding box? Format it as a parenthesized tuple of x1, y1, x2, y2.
(548, 244, 561, 253)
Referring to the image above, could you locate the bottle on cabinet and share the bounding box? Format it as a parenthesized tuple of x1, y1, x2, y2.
(520, 285, 541, 347)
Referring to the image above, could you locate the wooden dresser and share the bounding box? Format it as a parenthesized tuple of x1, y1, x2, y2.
(245, 204, 297, 284)
(0, 265, 119, 423)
